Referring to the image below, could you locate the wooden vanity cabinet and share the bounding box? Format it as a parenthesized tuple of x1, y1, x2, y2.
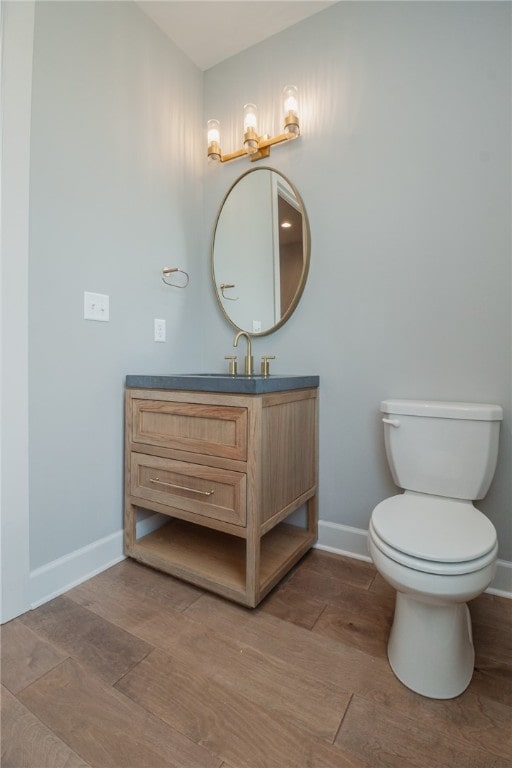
(124, 386, 318, 607)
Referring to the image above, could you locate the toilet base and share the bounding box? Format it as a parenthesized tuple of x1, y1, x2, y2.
(388, 592, 475, 699)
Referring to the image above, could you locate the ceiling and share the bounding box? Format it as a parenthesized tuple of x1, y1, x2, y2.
(136, 1, 337, 71)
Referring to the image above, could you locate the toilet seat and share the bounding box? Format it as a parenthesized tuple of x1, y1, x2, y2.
(369, 520, 498, 575)
(370, 493, 497, 576)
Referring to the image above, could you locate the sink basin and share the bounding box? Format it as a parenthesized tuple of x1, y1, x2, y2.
(126, 373, 319, 394)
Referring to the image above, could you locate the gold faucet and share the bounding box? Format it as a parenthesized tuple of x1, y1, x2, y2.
(233, 331, 253, 376)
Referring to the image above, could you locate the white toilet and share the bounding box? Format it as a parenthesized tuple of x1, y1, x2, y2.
(368, 399, 503, 699)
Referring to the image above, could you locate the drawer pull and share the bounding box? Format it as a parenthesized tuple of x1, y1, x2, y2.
(149, 477, 215, 497)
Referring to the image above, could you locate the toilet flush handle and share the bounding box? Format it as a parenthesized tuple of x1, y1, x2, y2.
(382, 417, 400, 427)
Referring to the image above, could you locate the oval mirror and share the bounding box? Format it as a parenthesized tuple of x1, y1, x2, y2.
(212, 167, 310, 336)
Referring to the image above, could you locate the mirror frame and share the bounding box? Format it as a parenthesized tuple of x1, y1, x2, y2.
(211, 167, 311, 337)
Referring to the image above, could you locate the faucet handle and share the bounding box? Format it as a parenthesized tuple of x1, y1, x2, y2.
(224, 355, 238, 376)
(260, 355, 276, 377)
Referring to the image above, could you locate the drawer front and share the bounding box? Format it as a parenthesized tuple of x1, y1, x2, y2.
(131, 399, 247, 461)
(131, 453, 246, 527)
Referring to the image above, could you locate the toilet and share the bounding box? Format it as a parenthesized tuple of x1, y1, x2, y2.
(368, 399, 503, 699)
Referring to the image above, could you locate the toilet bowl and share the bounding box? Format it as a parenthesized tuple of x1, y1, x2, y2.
(369, 400, 502, 699)
(368, 493, 497, 699)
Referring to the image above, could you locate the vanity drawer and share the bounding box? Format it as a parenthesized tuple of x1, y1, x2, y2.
(130, 399, 247, 461)
(130, 453, 247, 527)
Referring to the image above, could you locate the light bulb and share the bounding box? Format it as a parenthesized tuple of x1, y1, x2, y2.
(243, 103, 258, 131)
(283, 85, 298, 114)
(207, 118, 221, 164)
(283, 85, 300, 136)
(207, 118, 220, 145)
(243, 103, 259, 154)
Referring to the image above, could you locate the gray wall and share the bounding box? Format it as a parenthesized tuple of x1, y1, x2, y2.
(203, 2, 512, 560)
(28, 1, 204, 569)
(17, 0, 512, 590)
(1, 1, 34, 619)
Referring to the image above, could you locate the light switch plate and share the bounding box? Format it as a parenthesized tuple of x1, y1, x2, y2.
(84, 292, 109, 322)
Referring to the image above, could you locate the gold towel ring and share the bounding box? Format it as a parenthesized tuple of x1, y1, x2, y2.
(162, 267, 189, 288)
(220, 282, 238, 301)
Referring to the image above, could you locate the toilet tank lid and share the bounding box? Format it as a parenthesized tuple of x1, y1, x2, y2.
(380, 399, 503, 421)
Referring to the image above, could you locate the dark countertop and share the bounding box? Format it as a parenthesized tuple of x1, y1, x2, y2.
(126, 374, 319, 395)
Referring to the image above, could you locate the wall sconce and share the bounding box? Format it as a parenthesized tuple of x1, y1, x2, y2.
(207, 85, 300, 166)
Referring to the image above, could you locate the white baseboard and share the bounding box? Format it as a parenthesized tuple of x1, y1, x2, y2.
(488, 559, 512, 598)
(316, 520, 372, 561)
(28, 515, 511, 610)
(29, 513, 167, 609)
(316, 520, 512, 599)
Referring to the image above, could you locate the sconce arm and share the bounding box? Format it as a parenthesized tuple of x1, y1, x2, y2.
(218, 130, 299, 164)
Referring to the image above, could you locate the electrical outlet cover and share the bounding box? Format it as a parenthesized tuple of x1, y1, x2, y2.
(84, 292, 109, 321)
(154, 318, 166, 342)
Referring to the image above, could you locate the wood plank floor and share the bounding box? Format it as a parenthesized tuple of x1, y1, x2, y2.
(2, 549, 511, 767)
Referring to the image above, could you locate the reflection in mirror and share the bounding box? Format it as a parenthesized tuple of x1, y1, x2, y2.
(212, 168, 310, 336)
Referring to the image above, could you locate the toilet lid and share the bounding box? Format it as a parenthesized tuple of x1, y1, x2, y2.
(371, 494, 497, 563)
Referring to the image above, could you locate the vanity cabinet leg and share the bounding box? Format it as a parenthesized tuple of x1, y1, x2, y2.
(245, 528, 260, 608)
(307, 495, 318, 540)
(124, 501, 136, 555)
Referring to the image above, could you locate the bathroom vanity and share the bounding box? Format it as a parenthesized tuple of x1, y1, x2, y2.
(124, 374, 319, 607)
(124, 168, 317, 606)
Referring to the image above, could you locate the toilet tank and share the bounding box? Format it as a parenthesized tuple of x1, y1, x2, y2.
(381, 400, 503, 500)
